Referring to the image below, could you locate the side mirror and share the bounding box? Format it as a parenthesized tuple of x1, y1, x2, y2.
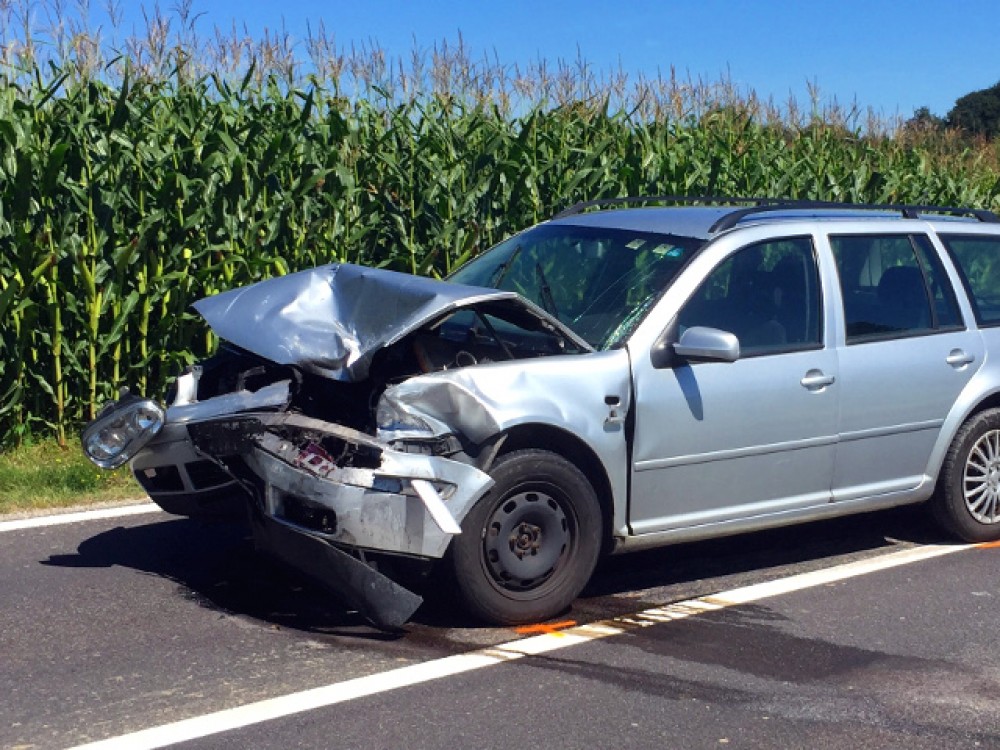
(672, 326, 740, 363)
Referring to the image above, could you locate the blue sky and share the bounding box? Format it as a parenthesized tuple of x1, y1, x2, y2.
(104, 0, 997, 118)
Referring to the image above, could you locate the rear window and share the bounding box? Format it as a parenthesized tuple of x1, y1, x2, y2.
(939, 235, 1000, 325)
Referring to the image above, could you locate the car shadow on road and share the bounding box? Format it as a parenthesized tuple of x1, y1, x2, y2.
(38, 504, 949, 636)
(579, 505, 947, 612)
(40, 516, 403, 640)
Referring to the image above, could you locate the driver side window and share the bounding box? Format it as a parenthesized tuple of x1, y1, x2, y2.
(678, 237, 822, 356)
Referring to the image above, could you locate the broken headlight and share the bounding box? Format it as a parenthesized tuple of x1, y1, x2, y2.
(82, 398, 166, 469)
(375, 395, 436, 437)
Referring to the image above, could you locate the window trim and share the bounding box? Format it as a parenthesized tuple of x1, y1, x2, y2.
(738, 339, 826, 359)
(836, 325, 965, 346)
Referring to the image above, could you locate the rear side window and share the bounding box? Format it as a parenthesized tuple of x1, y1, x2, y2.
(939, 234, 1000, 326)
(830, 234, 963, 343)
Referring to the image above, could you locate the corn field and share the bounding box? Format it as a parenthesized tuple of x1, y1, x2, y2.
(3, 7, 1000, 447)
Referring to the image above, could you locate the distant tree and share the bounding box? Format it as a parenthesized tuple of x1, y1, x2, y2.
(904, 106, 945, 133)
(947, 82, 1000, 137)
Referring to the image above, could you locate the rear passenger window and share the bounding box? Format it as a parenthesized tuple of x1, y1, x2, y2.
(830, 234, 962, 343)
(939, 235, 1000, 326)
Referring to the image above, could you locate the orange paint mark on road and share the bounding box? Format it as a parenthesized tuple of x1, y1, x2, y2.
(978, 540, 1000, 549)
(514, 620, 577, 636)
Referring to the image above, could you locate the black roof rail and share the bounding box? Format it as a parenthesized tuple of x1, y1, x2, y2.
(709, 200, 1000, 232)
(552, 195, 1000, 230)
(552, 195, 775, 219)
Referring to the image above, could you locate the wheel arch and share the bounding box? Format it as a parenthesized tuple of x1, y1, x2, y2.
(930, 387, 1000, 486)
(931, 405, 1000, 540)
(964, 391, 1000, 419)
(495, 423, 616, 553)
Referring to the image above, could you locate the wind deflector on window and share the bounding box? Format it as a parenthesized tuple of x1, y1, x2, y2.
(192, 263, 521, 381)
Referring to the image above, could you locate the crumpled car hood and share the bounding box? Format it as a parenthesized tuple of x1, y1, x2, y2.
(193, 262, 589, 381)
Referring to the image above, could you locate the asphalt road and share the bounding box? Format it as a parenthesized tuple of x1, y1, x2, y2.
(1, 504, 998, 749)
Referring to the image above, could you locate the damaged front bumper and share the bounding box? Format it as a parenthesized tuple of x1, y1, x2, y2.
(84, 381, 493, 629)
(236, 414, 492, 557)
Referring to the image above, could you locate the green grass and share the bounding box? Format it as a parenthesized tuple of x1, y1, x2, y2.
(0, 437, 143, 515)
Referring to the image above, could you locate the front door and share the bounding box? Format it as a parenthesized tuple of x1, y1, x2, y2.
(628, 235, 839, 534)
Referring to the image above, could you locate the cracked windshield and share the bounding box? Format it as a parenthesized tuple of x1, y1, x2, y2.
(450, 224, 703, 348)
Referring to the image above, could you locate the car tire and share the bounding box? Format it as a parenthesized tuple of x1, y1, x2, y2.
(448, 449, 603, 625)
(932, 408, 1000, 542)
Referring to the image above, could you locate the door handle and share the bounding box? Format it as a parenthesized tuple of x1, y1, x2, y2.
(800, 370, 835, 390)
(946, 349, 975, 368)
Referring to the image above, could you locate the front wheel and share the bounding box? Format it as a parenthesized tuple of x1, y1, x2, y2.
(932, 408, 1000, 542)
(448, 449, 603, 625)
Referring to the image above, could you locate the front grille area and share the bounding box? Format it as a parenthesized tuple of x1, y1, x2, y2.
(185, 460, 233, 489)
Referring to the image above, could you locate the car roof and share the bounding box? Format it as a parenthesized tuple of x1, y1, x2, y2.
(546, 206, 732, 239)
(545, 201, 1000, 240)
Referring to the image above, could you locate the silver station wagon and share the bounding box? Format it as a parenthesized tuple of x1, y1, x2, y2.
(82, 198, 1000, 628)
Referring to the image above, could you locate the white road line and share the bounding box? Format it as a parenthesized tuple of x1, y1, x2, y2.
(0, 503, 160, 533)
(67, 541, 977, 750)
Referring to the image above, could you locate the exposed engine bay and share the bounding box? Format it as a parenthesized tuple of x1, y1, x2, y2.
(190, 299, 581, 439)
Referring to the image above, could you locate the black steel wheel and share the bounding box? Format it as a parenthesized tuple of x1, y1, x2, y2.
(932, 408, 1000, 542)
(448, 449, 602, 625)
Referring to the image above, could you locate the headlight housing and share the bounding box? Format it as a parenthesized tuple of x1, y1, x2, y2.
(376, 396, 434, 436)
(81, 399, 166, 469)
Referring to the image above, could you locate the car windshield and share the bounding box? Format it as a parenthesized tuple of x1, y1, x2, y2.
(449, 223, 704, 349)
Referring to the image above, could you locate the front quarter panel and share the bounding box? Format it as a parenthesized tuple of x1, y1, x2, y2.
(378, 349, 633, 533)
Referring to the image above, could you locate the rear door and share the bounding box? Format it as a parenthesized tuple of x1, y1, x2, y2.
(828, 231, 984, 501)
